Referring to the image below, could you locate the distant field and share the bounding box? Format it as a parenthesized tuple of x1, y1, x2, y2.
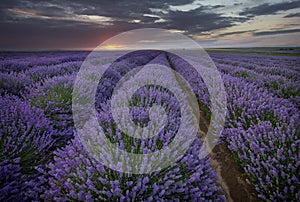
(0, 50, 299, 201)
(206, 47, 300, 56)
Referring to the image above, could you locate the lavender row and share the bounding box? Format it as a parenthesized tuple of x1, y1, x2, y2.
(1, 50, 298, 201)
(215, 58, 300, 82)
(210, 52, 300, 73)
(168, 54, 299, 201)
(0, 51, 137, 97)
(0, 95, 58, 201)
(22, 51, 223, 201)
(0, 51, 88, 73)
(223, 74, 299, 201)
(0, 51, 163, 200)
(215, 61, 300, 108)
(0, 60, 83, 97)
(35, 136, 224, 201)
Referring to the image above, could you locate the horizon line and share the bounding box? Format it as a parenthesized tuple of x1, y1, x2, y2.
(0, 46, 299, 52)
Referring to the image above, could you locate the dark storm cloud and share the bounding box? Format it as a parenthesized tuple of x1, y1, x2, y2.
(3, 0, 298, 49)
(284, 13, 300, 18)
(253, 29, 300, 36)
(240, 1, 300, 16)
(211, 5, 226, 9)
(233, 3, 243, 6)
(38, 0, 243, 34)
(0, 0, 254, 49)
(161, 7, 249, 35)
(217, 30, 255, 37)
(12, 0, 192, 21)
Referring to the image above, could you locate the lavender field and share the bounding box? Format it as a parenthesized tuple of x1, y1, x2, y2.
(0, 50, 299, 201)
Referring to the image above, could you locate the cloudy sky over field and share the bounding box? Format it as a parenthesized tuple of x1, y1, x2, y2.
(1, 0, 299, 50)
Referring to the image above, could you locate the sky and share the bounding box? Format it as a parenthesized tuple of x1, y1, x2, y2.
(0, 0, 300, 50)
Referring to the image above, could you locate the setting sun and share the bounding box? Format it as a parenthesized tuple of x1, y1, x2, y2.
(102, 44, 124, 50)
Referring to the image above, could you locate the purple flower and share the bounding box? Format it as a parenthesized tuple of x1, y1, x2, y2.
(0, 95, 57, 200)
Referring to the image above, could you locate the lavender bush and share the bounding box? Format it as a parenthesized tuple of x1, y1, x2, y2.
(35, 50, 224, 201)
(0, 95, 57, 200)
(24, 61, 81, 82)
(223, 74, 300, 201)
(38, 135, 224, 201)
(0, 50, 299, 201)
(168, 54, 300, 201)
(25, 74, 76, 146)
(0, 72, 33, 96)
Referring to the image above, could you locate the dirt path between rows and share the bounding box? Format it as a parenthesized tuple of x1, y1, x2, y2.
(209, 144, 260, 202)
(166, 55, 261, 201)
(199, 111, 261, 202)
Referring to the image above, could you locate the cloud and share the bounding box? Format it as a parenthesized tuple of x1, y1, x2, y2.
(0, 0, 298, 49)
(240, 1, 300, 16)
(0, 0, 251, 49)
(138, 40, 157, 43)
(217, 30, 255, 37)
(7, 8, 39, 16)
(284, 13, 300, 18)
(253, 29, 300, 36)
(159, 7, 249, 35)
(0, 0, 249, 32)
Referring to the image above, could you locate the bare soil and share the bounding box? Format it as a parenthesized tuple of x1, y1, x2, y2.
(168, 56, 261, 201)
(199, 111, 261, 202)
(209, 144, 260, 202)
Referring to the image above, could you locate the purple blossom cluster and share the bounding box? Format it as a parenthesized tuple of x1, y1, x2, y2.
(24, 61, 82, 82)
(212, 53, 300, 108)
(168, 53, 300, 201)
(21, 50, 223, 201)
(37, 135, 224, 201)
(25, 74, 76, 146)
(0, 95, 57, 201)
(95, 50, 161, 105)
(222, 74, 300, 201)
(211, 52, 300, 73)
(0, 72, 33, 96)
(0, 51, 87, 73)
(97, 84, 182, 154)
(0, 50, 299, 201)
(95, 52, 181, 153)
(166, 53, 211, 116)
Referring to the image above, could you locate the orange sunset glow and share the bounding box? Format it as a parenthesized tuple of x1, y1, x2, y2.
(7, 8, 39, 16)
(101, 44, 124, 50)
